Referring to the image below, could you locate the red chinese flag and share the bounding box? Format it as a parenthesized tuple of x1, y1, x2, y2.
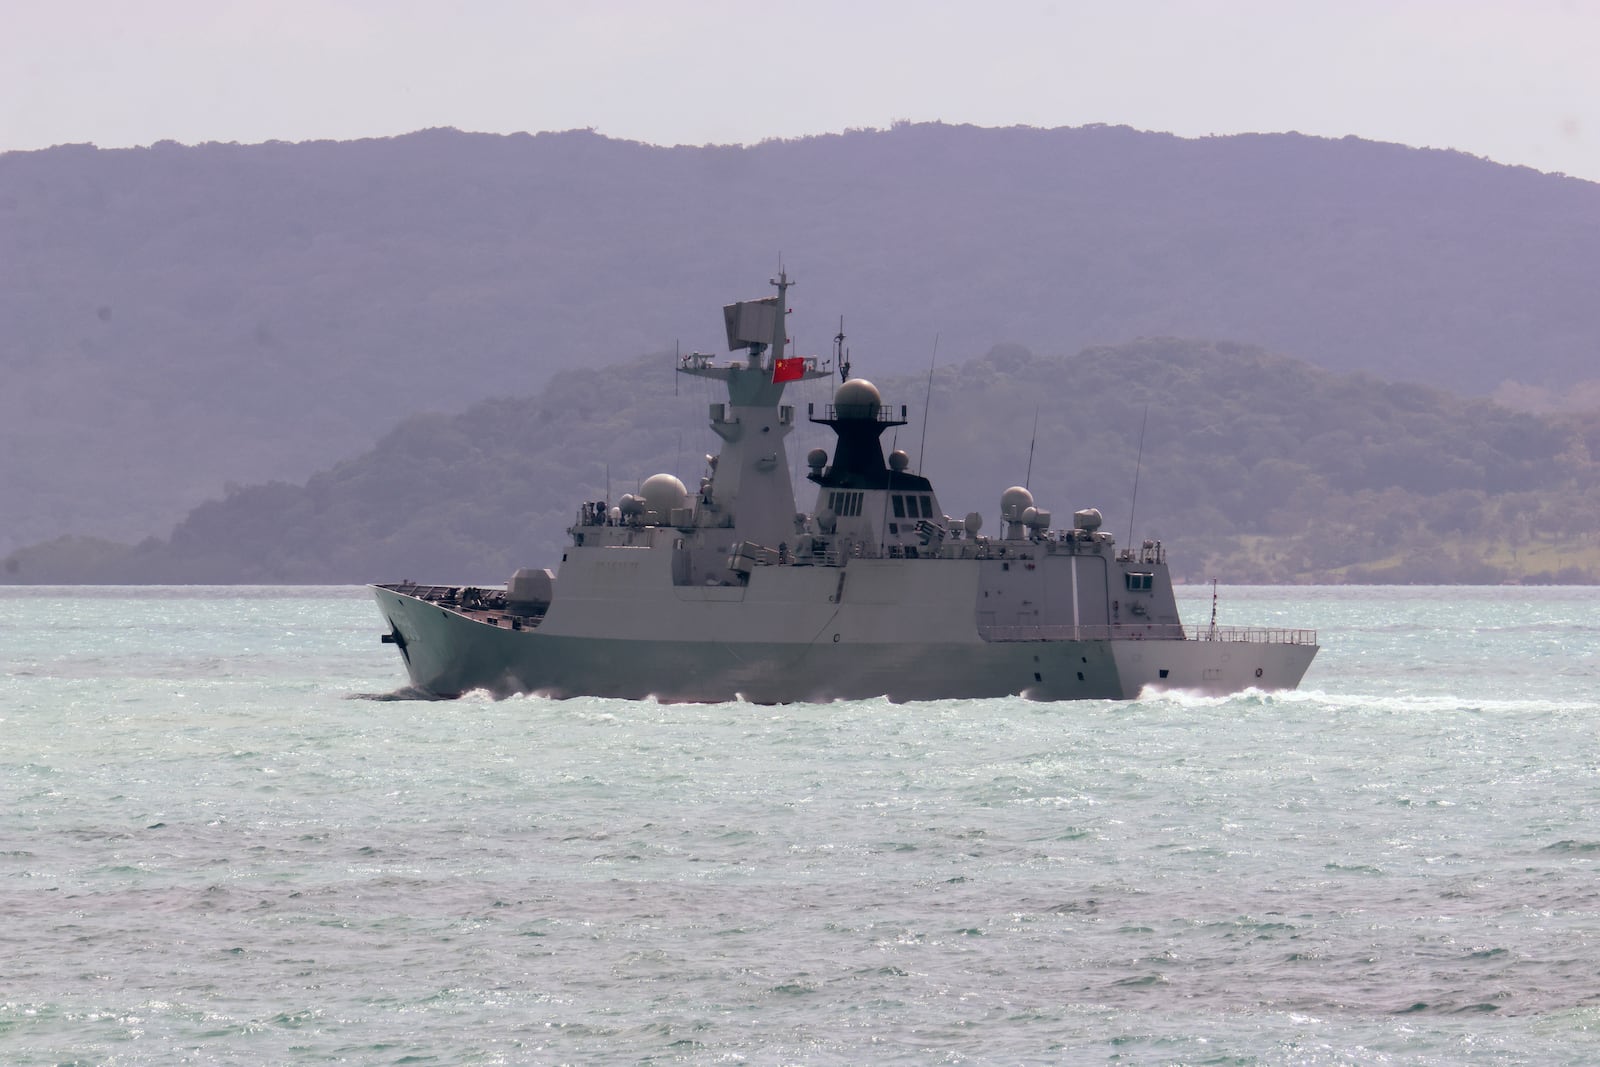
(772, 357, 805, 383)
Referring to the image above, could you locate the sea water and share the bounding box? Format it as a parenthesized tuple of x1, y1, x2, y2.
(2, 585, 1599, 1065)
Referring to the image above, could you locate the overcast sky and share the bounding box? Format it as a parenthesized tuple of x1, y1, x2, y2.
(5, 0, 1598, 181)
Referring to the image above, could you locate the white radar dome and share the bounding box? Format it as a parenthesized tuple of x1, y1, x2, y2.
(889, 449, 910, 472)
(640, 473, 689, 516)
(834, 379, 881, 420)
(1000, 486, 1034, 521)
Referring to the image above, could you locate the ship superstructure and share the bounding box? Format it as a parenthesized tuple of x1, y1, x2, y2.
(372, 274, 1318, 701)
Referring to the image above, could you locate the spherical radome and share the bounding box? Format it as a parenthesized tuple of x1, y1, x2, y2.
(640, 473, 689, 515)
(834, 378, 881, 419)
(1000, 485, 1034, 520)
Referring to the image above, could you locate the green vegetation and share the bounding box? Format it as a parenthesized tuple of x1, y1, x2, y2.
(6, 123, 1600, 555)
(8, 338, 1598, 584)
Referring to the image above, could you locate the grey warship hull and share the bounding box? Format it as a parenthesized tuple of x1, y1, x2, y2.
(373, 570, 1317, 703)
(372, 272, 1319, 702)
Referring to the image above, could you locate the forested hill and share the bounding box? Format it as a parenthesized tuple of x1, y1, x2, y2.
(4, 122, 1600, 557)
(9, 338, 1600, 585)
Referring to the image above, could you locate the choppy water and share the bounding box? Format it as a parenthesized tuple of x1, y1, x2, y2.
(4, 585, 1600, 1065)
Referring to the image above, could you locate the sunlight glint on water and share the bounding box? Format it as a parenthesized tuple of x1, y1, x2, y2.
(3, 585, 1599, 1064)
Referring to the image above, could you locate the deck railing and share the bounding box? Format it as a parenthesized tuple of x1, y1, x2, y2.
(979, 623, 1317, 645)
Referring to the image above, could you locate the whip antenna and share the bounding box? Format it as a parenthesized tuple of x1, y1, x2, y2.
(917, 333, 939, 472)
(1024, 404, 1040, 489)
(1127, 402, 1150, 545)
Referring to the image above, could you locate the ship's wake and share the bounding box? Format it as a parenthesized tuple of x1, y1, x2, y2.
(346, 685, 456, 701)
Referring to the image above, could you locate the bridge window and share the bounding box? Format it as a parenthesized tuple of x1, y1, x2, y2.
(892, 494, 906, 518)
(1125, 572, 1154, 592)
(826, 490, 864, 517)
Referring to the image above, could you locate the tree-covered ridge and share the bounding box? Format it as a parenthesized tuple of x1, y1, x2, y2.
(4, 122, 1600, 555)
(931, 341, 1600, 583)
(8, 339, 1598, 584)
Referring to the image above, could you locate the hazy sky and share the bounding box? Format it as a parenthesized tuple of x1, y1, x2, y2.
(5, 0, 1598, 181)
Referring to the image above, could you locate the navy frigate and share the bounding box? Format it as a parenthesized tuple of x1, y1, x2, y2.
(372, 274, 1318, 701)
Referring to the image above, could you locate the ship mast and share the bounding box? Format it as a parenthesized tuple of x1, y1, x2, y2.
(672, 271, 829, 550)
(770, 270, 789, 362)
(835, 317, 851, 382)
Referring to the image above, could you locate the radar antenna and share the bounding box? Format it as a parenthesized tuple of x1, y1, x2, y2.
(835, 317, 851, 382)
